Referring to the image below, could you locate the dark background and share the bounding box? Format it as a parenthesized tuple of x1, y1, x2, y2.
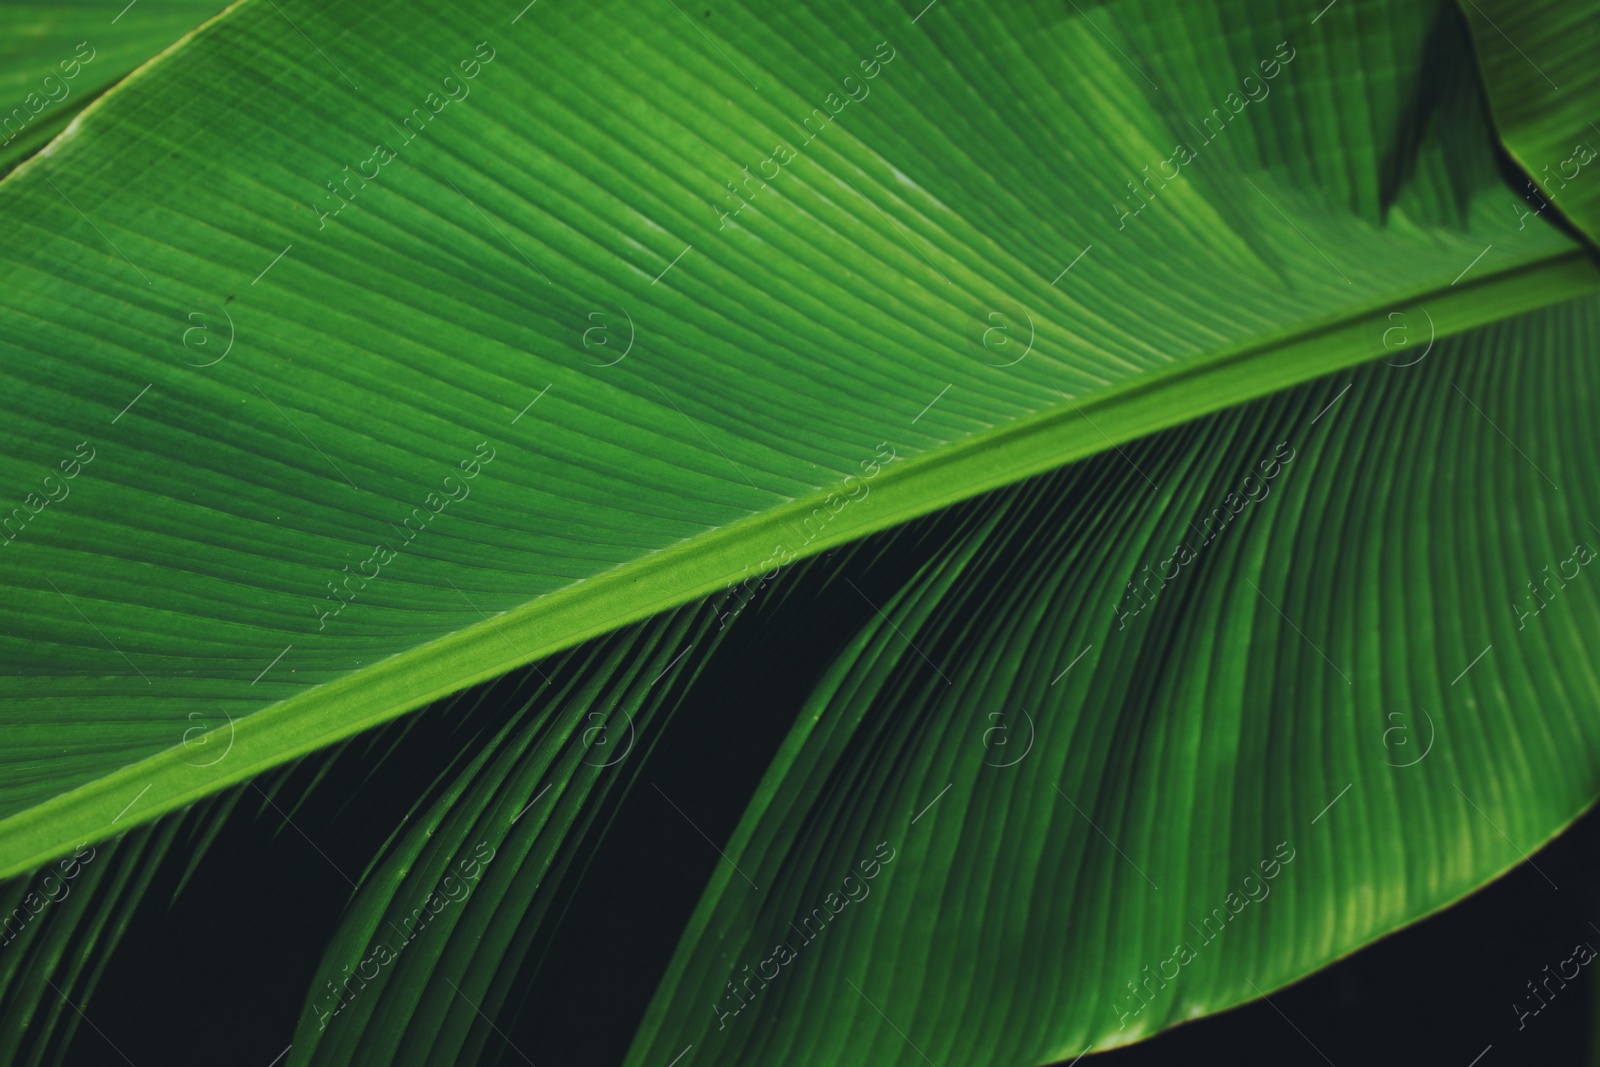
(39, 512, 1600, 1067)
(75, 610, 1600, 1067)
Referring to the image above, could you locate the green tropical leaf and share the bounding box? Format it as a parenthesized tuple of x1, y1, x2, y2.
(1, 0, 1594, 884)
(1460, 0, 1600, 244)
(2, 0, 1599, 1062)
(625, 296, 1600, 1065)
(0, 805, 203, 1066)
(291, 603, 730, 1064)
(0, 0, 224, 175)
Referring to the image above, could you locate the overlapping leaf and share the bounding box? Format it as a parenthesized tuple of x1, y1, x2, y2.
(1460, 0, 1600, 244)
(626, 295, 1600, 1065)
(290, 602, 733, 1065)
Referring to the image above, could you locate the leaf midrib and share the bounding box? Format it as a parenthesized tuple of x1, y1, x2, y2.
(0, 246, 1593, 878)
